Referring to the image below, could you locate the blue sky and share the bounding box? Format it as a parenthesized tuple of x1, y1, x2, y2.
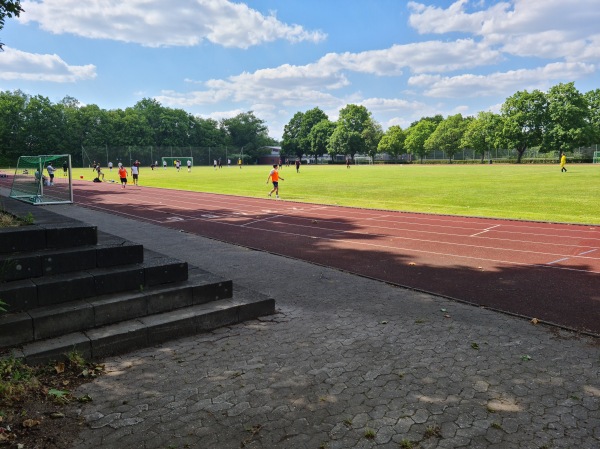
(1, 0, 599, 140)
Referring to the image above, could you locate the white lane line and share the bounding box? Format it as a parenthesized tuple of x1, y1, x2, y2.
(579, 249, 598, 256)
(242, 215, 284, 227)
(471, 224, 500, 237)
(547, 257, 570, 265)
(244, 222, 600, 275)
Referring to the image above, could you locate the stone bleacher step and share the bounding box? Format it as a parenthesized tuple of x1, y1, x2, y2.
(0, 269, 231, 348)
(0, 248, 188, 313)
(16, 286, 275, 365)
(0, 234, 144, 282)
(0, 221, 98, 254)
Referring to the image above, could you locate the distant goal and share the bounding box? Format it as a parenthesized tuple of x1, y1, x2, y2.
(594, 151, 600, 164)
(161, 157, 192, 168)
(9, 155, 73, 205)
(354, 156, 373, 165)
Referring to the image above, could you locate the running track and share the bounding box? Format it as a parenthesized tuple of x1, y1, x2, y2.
(5, 178, 600, 335)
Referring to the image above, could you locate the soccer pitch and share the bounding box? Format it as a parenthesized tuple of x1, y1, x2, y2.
(71, 163, 599, 225)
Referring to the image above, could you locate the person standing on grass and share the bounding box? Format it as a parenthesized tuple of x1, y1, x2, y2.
(46, 163, 56, 185)
(267, 164, 284, 198)
(118, 165, 128, 188)
(295, 158, 301, 173)
(560, 153, 567, 172)
(187, 159, 192, 172)
(238, 158, 242, 169)
(131, 163, 139, 186)
(96, 164, 105, 181)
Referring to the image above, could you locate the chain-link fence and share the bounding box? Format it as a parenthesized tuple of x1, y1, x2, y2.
(11, 144, 597, 169)
(371, 145, 599, 163)
(78, 146, 244, 168)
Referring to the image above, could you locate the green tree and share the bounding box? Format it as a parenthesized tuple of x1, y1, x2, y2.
(424, 114, 469, 162)
(132, 98, 165, 147)
(0, 90, 27, 162)
(409, 114, 443, 128)
(281, 111, 304, 159)
(220, 111, 275, 160)
(585, 88, 600, 144)
(281, 107, 328, 160)
(362, 119, 383, 162)
(21, 95, 64, 153)
(461, 111, 502, 163)
(501, 89, 547, 163)
(308, 119, 335, 160)
(377, 125, 405, 161)
(189, 116, 226, 147)
(328, 126, 363, 159)
(405, 119, 438, 163)
(329, 104, 378, 158)
(544, 82, 591, 154)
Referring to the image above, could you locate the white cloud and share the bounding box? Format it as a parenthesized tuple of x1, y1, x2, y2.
(408, 0, 600, 62)
(318, 39, 501, 75)
(408, 62, 595, 98)
(20, 0, 326, 48)
(0, 47, 96, 82)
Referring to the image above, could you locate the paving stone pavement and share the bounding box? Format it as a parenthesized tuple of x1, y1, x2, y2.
(44, 204, 600, 449)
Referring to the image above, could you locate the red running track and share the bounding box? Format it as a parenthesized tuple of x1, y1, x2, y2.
(10, 179, 600, 335)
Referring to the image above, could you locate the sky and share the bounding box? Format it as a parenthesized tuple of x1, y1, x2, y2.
(1, 0, 599, 140)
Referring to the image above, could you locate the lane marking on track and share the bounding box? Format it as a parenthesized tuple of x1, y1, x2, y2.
(365, 214, 390, 220)
(243, 222, 599, 274)
(579, 249, 597, 256)
(201, 214, 220, 218)
(470, 224, 500, 237)
(242, 214, 284, 227)
(165, 217, 184, 221)
(547, 257, 570, 265)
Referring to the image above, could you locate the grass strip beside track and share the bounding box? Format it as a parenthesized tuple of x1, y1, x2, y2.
(65, 163, 600, 225)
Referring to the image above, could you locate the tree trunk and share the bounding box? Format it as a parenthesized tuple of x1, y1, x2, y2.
(516, 147, 526, 163)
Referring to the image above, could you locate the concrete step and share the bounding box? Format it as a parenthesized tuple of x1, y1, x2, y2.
(14, 286, 275, 365)
(0, 222, 98, 254)
(0, 249, 189, 313)
(0, 268, 230, 348)
(0, 233, 144, 282)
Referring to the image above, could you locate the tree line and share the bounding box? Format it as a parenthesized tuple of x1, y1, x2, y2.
(282, 82, 600, 163)
(0, 93, 278, 165)
(1, 82, 598, 166)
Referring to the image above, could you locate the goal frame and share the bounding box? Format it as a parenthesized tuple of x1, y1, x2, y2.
(9, 154, 73, 205)
(161, 156, 192, 167)
(354, 156, 373, 165)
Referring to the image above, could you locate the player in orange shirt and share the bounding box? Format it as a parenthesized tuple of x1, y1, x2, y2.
(266, 164, 284, 198)
(118, 165, 128, 188)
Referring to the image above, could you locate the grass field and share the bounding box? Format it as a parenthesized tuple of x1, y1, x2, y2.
(67, 163, 599, 225)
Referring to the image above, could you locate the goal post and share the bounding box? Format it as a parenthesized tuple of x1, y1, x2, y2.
(9, 154, 73, 205)
(594, 151, 600, 164)
(161, 156, 192, 168)
(354, 156, 373, 165)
